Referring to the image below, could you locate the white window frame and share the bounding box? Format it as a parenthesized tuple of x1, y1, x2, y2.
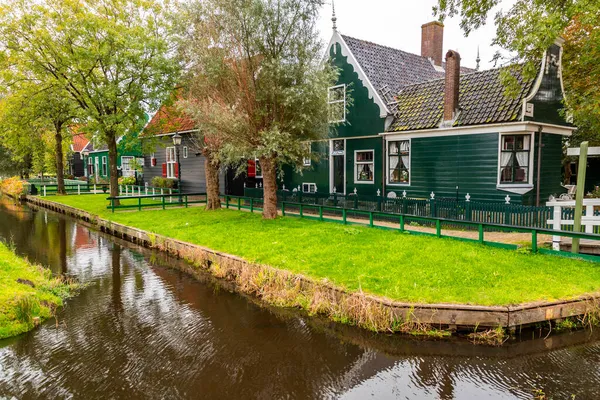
(329, 139, 346, 194)
(328, 84, 346, 123)
(121, 156, 135, 177)
(255, 158, 263, 179)
(496, 132, 534, 193)
(94, 157, 99, 177)
(303, 142, 312, 166)
(386, 139, 411, 186)
(166, 146, 176, 179)
(302, 183, 317, 193)
(354, 149, 375, 184)
(101, 156, 107, 176)
(183, 146, 188, 159)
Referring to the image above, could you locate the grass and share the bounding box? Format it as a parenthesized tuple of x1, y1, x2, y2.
(48, 194, 600, 307)
(0, 242, 78, 339)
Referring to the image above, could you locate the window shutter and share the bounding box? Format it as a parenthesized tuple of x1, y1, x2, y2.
(248, 159, 256, 178)
(175, 163, 179, 178)
(162, 163, 167, 177)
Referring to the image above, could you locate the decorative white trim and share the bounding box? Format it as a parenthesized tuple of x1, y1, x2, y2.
(302, 183, 317, 193)
(496, 132, 535, 190)
(385, 138, 411, 187)
(381, 121, 574, 140)
(326, 31, 389, 118)
(353, 149, 375, 184)
(567, 147, 600, 157)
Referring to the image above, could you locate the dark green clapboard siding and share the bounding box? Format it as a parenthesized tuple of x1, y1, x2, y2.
(523, 133, 565, 205)
(345, 137, 383, 195)
(387, 133, 511, 203)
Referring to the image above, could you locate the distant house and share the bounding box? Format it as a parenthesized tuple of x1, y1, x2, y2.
(282, 20, 574, 205)
(83, 118, 147, 182)
(141, 103, 259, 194)
(68, 132, 90, 178)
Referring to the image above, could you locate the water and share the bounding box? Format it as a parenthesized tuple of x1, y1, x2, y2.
(1, 197, 599, 399)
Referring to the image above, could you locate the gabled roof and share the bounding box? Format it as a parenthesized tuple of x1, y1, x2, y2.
(341, 35, 445, 99)
(387, 66, 535, 132)
(144, 102, 196, 136)
(71, 133, 89, 153)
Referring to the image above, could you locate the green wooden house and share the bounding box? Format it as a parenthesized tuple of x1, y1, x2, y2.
(282, 21, 574, 205)
(84, 118, 147, 182)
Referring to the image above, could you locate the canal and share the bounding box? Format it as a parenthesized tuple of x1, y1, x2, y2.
(1, 198, 599, 399)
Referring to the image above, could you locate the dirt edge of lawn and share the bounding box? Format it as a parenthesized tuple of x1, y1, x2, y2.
(25, 195, 600, 341)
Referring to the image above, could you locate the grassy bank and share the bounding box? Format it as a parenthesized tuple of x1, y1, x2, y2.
(48, 194, 600, 306)
(0, 242, 78, 339)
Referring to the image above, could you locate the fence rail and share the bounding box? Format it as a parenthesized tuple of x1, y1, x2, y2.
(244, 188, 554, 230)
(107, 192, 206, 212)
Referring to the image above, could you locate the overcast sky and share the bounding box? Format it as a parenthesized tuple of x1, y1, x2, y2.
(316, 0, 515, 70)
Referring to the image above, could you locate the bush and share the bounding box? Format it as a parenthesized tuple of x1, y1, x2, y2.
(118, 176, 136, 185)
(0, 177, 26, 198)
(151, 177, 177, 188)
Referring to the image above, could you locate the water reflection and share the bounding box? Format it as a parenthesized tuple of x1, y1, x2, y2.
(0, 197, 599, 399)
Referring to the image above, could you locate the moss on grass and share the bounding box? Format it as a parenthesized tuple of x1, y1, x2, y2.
(0, 242, 78, 339)
(47, 194, 600, 307)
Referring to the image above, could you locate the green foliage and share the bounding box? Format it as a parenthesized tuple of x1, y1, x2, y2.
(118, 176, 136, 186)
(177, 0, 338, 173)
(434, 0, 600, 141)
(51, 194, 600, 306)
(151, 177, 177, 189)
(0, 241, 78, 339)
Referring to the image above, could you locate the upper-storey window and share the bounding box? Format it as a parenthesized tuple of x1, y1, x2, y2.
(328, 84, 346, 123)
(499, 134, 531, 184)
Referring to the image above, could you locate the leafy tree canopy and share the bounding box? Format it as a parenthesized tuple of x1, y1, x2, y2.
(434, 0, 600, 143)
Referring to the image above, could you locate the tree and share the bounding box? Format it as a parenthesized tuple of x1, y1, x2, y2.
(434, 0, 600, 140)
(177, 0, 337, 219)
(0, 0, 181, 201)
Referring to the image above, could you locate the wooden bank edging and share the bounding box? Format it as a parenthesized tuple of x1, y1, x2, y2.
(26, 195, 600, 333)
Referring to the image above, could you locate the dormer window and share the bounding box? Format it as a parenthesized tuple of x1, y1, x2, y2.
(328, 84, 346, 123)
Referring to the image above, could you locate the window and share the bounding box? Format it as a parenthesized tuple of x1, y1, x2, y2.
(388, 140, 410, 184)
(94, 158, 99, 177)
(303, 142, 311, 166)
(101, 156, 107, 176)
(121, 156, 135, 177)
(331, 139, 345, 155)
(302, 183, 317, 193)
(183, 146, 188, 159)
(166, 147, 176, 178)
(500, 135, 531, 184)
(328, 84, 346, 123)
(255, 158, 262, 178)
(354, 150, 374, 183)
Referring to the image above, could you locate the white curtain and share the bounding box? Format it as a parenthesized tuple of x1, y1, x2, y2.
(515, 151, 528, 167)
(501, 152, 512, 167)
(401, 155, 410, 170)
(389, 155, 399, 170)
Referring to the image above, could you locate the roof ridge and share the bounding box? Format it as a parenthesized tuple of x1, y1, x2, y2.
(340, 34, 429, 62)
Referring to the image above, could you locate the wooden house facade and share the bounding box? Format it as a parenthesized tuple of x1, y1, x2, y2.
(282, 22, 574, 205)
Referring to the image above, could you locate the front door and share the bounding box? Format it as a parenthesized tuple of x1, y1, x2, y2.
(330, 139, 345, 193)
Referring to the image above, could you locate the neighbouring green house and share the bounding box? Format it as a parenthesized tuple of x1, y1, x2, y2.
(83, 118, 147, 182)
(282, 20, 574, 205)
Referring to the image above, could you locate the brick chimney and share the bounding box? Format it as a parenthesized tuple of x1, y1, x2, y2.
(444, 50, 461, 122)
(421, 21, 444, 67)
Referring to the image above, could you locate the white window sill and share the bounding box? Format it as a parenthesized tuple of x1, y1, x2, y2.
(387, 182, 410, 186)
(354, 181, 375, 185)
(496, 184, 534, 195)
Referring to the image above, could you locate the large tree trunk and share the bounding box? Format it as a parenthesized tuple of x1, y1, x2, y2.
(204, 156, 221, 210)
(54, 124, 65, 195)
(107, 132, 120, 205)
(260, 156, 278, 219)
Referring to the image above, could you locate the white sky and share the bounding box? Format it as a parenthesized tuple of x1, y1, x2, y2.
(316, 0, 515, 70)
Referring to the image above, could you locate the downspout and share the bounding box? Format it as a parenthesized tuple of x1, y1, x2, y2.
(536, 126, 543, 206)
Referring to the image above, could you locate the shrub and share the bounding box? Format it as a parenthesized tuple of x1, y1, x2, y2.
(118, 176, 136, 185)
(0, 177, 26, 198)
(151, 177, 177, 188)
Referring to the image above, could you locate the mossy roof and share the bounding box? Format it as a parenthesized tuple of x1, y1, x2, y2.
(387, 66, 535, 132)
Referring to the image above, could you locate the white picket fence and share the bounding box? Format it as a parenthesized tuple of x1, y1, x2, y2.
(546, 199, 600, 250)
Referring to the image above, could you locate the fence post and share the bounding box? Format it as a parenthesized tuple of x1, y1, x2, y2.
(138, 187, 141, 196)
(94, 184, 97, 193)
(138, 197, 142, 211)
(298, 191, 302, 204)
(250, 198, 254, 213)
(225, 195, 230, 209)
(369, 211, 373, 227)
(162, 196, 165, 210)
(43, 186, 46, 197)
(342, 208, 347, 224)
(282, 202, 286, 216)
(299, 203, 303, 217)
(169, 189, 172, 203)
(334, 192, 338, 208)
(78, 185, 81, 195)
(111, 199, 115, 213)
(552, 205, 562, 251)
(436, 219, 441, 237)
(145, 187, 148, 196)
(430, 198, 436, 218)
(319, 205, 323, 221)
(531, 230, 538, 253)
(119, 185, 122, 195)
(465, 200, 471, 222)
(504, 206, 511, 226)
(185, 195, 188, 208)
(399, 215, 405, 232)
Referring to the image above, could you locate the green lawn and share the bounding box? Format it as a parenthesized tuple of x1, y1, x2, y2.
(48, 194, 600, 306)
(0, 242, 77, 339)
